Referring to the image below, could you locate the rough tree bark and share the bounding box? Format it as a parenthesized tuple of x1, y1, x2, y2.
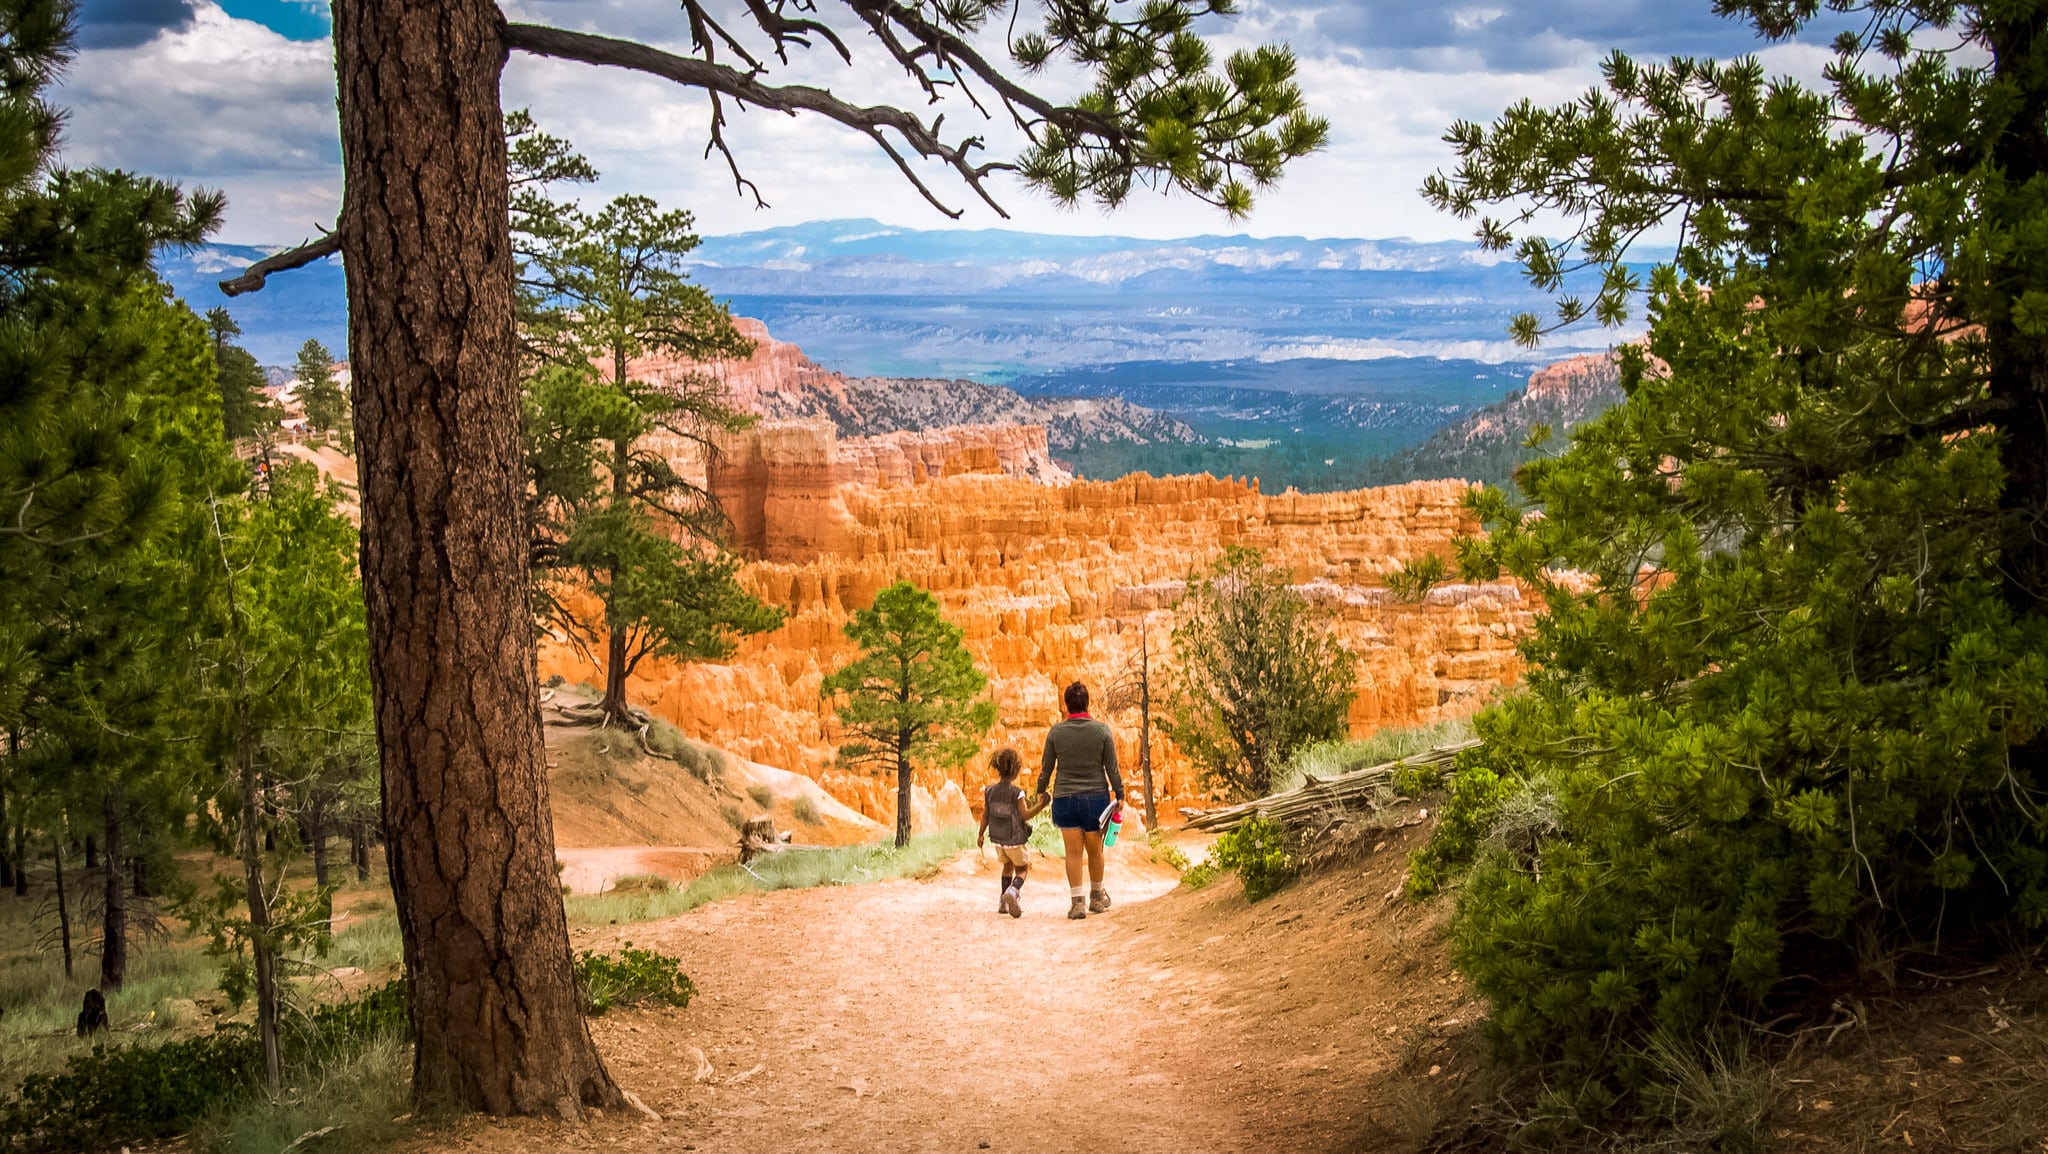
(333, 0, 618, 1117)
(894, 735, 913, 849)
(598, 397, 634, 727)
(99, 789, 124, 991)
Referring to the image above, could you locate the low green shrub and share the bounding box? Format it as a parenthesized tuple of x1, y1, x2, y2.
(718, 802, 744, 829)
(746, 784, 774, 810)
(1210, 816, 1295, 901)
(0, 1029, 263, 1152)
(1152, 841, 1191, 873)
(792, 796, 822, 825)
(1180, 859, 1220, 889)
(574, 945, 696, 1016)
(0, 980, 410, 1154)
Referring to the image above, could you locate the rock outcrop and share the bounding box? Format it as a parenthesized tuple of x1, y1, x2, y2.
(629, 318, 1199, 449)
(1366, 350, 1627, 491)
(539, 419, 1534, 820)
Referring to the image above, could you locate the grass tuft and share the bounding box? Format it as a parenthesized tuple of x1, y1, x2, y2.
(791, 796, 822, 825)
(746, 784, 774, 810)
(1276, 717, 1476, 795)
(565, 827, 978, 926)
(186, 1034, 416, 1154)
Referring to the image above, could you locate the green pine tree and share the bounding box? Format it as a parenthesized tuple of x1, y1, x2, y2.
(821, 582, 996, 847)
(0, 0, 231, 991)
(1408, 0, 2048, 1115)
(1159, 546, 1356, 798)
(205, 307, 278, 441)
(293, 338, 347, 446)
(517, 120, 779, 727)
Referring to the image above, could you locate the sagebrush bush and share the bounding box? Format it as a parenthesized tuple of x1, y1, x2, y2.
(1210, 816, 1295, 901)
(574, 944, 696, 1015)
(792, 795, 822, 825)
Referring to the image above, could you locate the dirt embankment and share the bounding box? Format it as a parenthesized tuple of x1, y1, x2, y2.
(540, 686, 886, 896)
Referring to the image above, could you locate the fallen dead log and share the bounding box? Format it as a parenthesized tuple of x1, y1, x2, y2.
(1177, 739, 1480, 833)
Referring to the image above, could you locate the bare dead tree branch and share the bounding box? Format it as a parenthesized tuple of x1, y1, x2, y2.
(501, 21, 1014, 219)
(218, 230, 342, 297)
(739, 0, 852, 65)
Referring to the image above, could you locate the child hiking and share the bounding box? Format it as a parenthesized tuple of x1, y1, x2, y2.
(977, 748, 1047, 918)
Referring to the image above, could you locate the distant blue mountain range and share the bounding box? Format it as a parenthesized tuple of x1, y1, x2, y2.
(161, 219, 1644, 375)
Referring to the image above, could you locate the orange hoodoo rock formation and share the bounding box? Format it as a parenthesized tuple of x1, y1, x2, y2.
(539, 413, 1536, 826)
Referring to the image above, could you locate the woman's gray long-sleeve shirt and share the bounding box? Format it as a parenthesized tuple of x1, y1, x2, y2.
(1037, 715, 1124, 799)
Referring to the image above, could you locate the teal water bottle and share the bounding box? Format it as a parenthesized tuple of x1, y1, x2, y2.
(1101, 800, 1123, 848)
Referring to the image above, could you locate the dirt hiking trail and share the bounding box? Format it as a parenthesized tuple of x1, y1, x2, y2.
(414, 823, 1485, 1154)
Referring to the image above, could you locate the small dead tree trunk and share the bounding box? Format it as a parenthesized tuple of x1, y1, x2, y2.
(350, 821, 371, 882)
(1138, 630, 1157, 829)
(0, 779, 11, 893)
(11, 819, 25, 898)
(100, 789, 125, 992)
(308, 797, 331, 891)
(52, 835, 72, 978)
(209, 495, 283, 1091)
(83, 834, 96, 871)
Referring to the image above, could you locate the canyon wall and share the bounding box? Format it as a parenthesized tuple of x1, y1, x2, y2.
(539, 419, 1534, 822)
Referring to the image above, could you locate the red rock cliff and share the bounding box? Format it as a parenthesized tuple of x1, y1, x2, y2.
(539, 420, 1534, 820)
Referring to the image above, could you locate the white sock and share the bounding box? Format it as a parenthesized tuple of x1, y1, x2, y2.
(1071, 885, 1086, 899)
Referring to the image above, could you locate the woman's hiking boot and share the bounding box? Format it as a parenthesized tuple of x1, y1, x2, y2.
(1089, 887, 1112, 914)
(1067, 896, 1088, 920)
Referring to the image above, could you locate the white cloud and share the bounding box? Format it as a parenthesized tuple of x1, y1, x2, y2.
(49, 0, 1811, 248)
(55, 2, 339, 244)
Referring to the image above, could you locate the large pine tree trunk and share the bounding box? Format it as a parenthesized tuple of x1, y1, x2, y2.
(333, 0, 617, 1118)
(99, 789, 124, 991)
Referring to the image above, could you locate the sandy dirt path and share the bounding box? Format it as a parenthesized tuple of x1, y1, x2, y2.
(417, 828, 1483, 1154)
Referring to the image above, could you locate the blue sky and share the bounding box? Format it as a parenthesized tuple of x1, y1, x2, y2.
(59, 1, 1847, 245)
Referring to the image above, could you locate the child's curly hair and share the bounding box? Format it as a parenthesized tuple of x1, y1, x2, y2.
(991, 748, 1022, 779)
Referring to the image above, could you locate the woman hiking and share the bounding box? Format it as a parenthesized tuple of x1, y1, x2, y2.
(1036, 681, 1124, 920)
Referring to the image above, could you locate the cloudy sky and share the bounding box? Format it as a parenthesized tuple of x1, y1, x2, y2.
(58, 0, 1839, 246)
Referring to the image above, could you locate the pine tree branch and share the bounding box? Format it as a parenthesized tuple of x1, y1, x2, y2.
(501, 22, 1014, 219)
(218, 230, 343, 298)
